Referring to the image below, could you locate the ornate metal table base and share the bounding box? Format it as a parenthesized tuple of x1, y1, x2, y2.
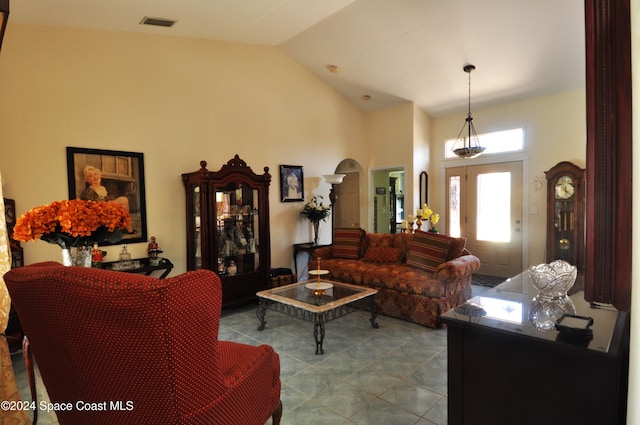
(256, 295, 378, 355)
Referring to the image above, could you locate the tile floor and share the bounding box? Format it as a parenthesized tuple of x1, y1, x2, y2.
(10, 285, 489, 425)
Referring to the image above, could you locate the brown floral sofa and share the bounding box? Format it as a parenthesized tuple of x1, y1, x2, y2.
(309, 228, 481, 328)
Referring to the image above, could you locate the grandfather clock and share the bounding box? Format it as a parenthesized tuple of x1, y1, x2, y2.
(545, 161, 585, 271)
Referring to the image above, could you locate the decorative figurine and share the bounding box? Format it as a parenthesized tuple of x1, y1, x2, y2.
(91, 242, 104, 268)
(227, 260, 237, 276)
(248, 238, 257, 253)
(217, 258, 226, 274)
(147, 236, 163, 266)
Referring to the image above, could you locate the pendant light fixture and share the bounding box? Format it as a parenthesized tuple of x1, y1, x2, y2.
(452, 64, 486, 159)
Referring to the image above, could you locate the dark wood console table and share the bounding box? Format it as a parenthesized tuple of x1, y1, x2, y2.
(293, 243, 329, 275)
(103, 257, 173, 279)
(441, 272, 629, 425)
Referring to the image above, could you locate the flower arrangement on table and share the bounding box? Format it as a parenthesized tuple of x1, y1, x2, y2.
(13, 199, 131, 249)
(300, 195, 332, 245)
(414, 204, 440, 233)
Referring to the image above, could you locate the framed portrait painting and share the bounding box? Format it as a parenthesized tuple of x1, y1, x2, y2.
(280, 165, 304, 202)
(66, 147, 148, 245)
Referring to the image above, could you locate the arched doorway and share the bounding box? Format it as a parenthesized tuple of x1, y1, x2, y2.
(332, 159, 364, 231)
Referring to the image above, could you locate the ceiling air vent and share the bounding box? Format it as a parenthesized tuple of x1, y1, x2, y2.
(140, 17, 176, 28)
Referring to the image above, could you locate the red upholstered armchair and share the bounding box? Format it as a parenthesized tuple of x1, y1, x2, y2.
(5, 262, 282, 425)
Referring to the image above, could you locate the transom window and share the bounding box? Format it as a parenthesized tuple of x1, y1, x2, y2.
(445, 128, 524, 159)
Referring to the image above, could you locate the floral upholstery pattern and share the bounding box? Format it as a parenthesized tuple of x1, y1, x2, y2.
(364, 232, 393, 248)
(433, 255, 478, 282)
(311, 232, 480, 328)
(362, 247, 403, 263)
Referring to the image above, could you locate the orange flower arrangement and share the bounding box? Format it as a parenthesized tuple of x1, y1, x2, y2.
(13, 199, 131, 249)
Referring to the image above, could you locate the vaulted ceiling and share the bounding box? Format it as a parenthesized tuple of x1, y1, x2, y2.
(9, 0, 585, 116)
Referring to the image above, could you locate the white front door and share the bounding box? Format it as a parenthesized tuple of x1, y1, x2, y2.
(446, 161, 523, 277)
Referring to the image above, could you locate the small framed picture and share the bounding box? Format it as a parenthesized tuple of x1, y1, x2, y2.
(66, 147, 148, 244)
(376, 187, 386, 195)
(280, 165, 304, 202)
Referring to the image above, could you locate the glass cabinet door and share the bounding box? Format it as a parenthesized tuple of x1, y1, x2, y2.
(215, 183, 259, 276)
(192, 185, 202, 269)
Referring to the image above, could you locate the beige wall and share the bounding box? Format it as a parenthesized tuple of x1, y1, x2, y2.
(0, 24, 587, 278)
(365, 103, 415, 230)
(431, 89, 586, 269)
(0, 24, 368, 273)
(412, 105, 432, 209)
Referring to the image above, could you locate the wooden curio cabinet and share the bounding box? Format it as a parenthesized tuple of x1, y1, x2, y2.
(4, 198, 24, 268)
(182, 155, 271, 308)
(544, 161, 585, 271)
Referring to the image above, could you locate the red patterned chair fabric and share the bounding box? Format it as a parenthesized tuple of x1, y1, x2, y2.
(311, 232, 480, 328)
(5, 262, 282, 425)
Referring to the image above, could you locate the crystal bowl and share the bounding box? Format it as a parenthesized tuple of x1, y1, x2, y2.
(529, 260, 577, 298)
(529, 295, 576, 332)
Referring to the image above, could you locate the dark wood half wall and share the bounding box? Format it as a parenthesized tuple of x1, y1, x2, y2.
(584, 0, 632, 311)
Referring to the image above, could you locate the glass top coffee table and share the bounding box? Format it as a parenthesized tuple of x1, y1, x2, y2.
(256, 279, 378, 354)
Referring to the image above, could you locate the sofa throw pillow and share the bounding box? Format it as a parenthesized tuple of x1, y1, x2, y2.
(446, 236, 467, 261)
(365, 233, 394, 248)
(332, 228, 364, 259)
(392, 233, 413, 262)
(362, 247, 402, 264)
(406, 231, 453, 272)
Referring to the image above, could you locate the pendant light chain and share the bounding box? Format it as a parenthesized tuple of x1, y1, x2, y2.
(466, 68, 472, 148)
(452, 64, 486, 159)
(465, 65, 474, 148)
(467, 66, 472, 117)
